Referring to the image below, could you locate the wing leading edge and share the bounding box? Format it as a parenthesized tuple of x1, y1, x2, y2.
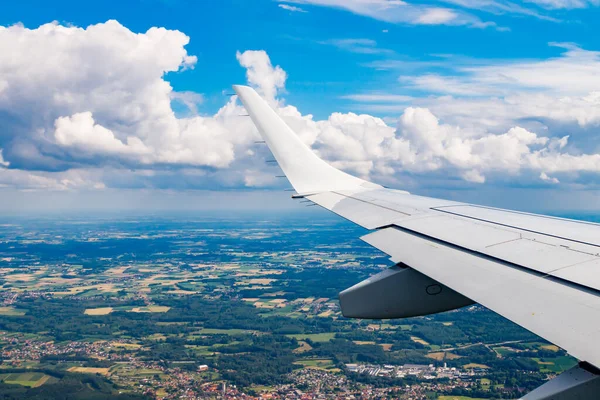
(233, 85, 600, 398)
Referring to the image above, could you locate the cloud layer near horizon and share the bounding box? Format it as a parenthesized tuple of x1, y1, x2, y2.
(1, 21, 600, 192)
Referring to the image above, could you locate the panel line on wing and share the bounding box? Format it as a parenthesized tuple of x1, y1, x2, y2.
(375, 225, 600, 299)
(434, 204, 600, 228)
(483, 237, 522, 248)
(331, 191, 412, 216)
(432, 206, 600, 249)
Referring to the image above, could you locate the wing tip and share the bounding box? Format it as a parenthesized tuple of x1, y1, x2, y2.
(232, 84, 252, 95)
(232, 83, 382, 194)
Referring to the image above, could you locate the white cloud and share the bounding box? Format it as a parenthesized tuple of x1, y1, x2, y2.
(319, 38, 394, 54)
(402, 44, 600, 98)
(416, 8, 459, 24)
(462, 170, 486, 183)
(54, 112, 150, 156)
(391, 109, 553, 178)
(0, 149, 8, 167)
(356, 44, 600, 140)
(268, 96, 600, 186)
(401, 74, 500, 96)
(243, 169, 278, 187)
(439, 0, 558, 20)
(282, 0, 493, 28)
(2, 20, 600, 193)
(525, 0, 599, 8)
(0, 167, 102, 191)
(540, 172, 559, 183)
(0, 21, 264, 178)
(423, 92, 600, 132)
(239, 96, 600, 185)
(283, 0, 583, 24)
(236, 50, 287, 103)
(341, 93, 413, 102)
(170, 91, 204, 115)
(278, 4, 308, 12)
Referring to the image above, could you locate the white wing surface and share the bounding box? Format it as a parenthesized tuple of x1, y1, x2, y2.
(233, 85, 600, 399)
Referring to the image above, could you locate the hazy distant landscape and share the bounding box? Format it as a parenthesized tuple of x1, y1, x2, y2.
(0, 212, 583, 399)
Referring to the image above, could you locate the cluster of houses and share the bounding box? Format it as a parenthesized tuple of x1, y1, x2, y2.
(346, 362, 482, 380)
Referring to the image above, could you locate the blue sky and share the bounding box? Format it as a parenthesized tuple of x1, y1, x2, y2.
(1, 0, 600, 212)
(1, 0, 597, 117)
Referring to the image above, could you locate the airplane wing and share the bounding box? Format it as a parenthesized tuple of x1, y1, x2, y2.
(233, 85, 600, 399)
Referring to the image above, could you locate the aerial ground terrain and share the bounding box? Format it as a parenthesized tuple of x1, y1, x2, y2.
(0, 212, 587, 399)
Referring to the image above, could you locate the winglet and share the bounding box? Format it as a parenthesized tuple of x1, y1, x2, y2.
(233, 85, 381, 194)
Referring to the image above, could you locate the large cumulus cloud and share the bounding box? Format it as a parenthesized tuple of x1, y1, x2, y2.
(1, 20, 600, 192)
(0, 20, 251, 173)
(283, 105, 582, 185)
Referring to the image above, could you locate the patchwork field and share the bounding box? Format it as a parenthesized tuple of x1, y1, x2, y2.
(286, 333, 336, 343)
(0, 306, 25, 316)
(293, 358, 335, 370)
(130, 305, 170, 313)
(463, 364, 490, 369)
(353, 341, 376, 345)
(541, 344, 560, 352)
(293, 341, 313, 353)
(198, 328, 256, 335)
(67, 367, 111, 375)
(427, 352, 462, 361)
(0, 372, 55, 387)
(84, 307, 113, 315)
(533, 356, 577, 373)
(110, 342, 142, 349)
(410, 336, 430, 346)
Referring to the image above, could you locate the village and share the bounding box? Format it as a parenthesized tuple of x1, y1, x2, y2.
(345, 362, 486, 380)
(1, 332, 489, 399)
